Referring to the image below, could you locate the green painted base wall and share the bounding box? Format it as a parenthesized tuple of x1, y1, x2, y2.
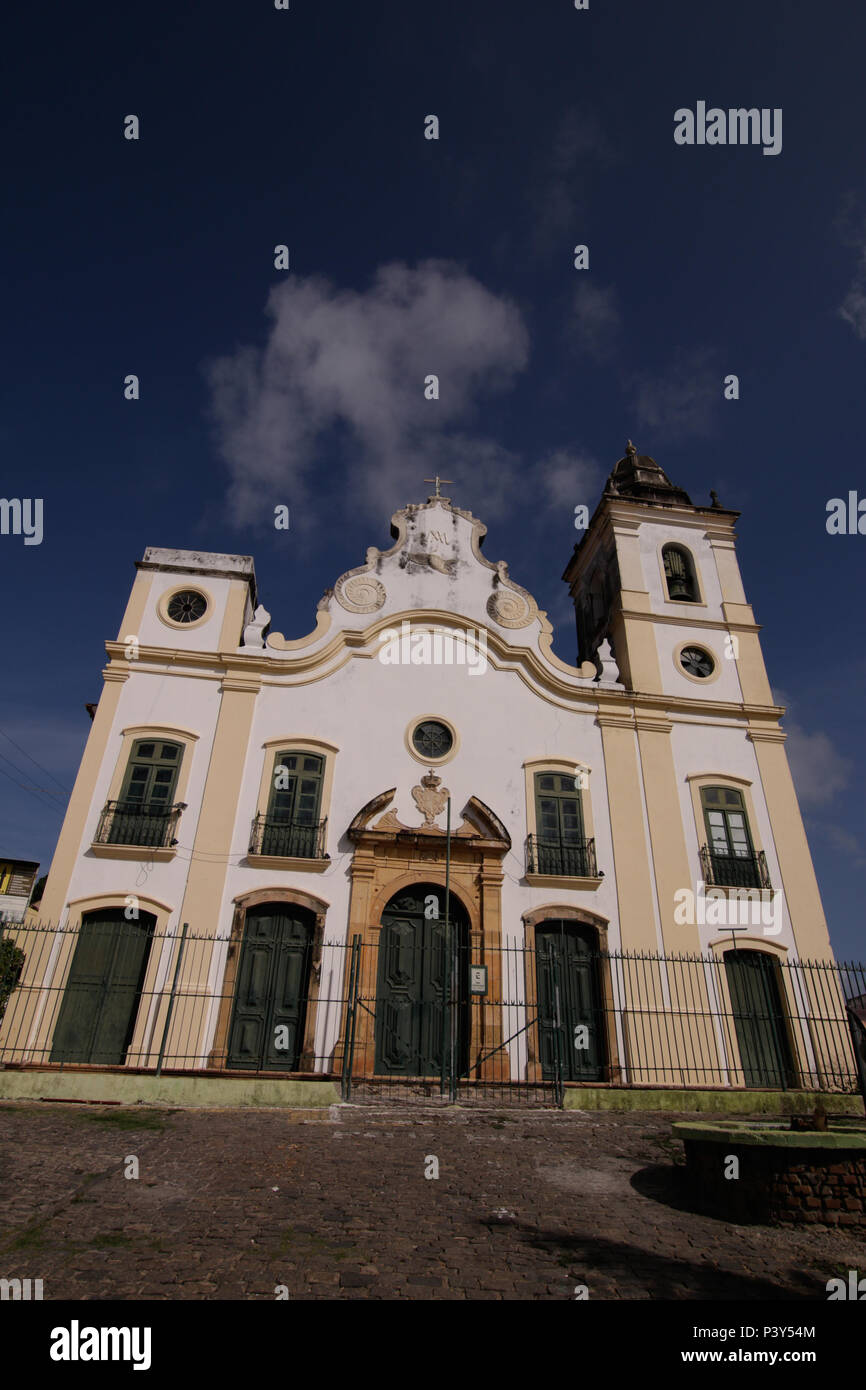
(563, 1088, 864, 1115)
(0, 1069, 341, 1109)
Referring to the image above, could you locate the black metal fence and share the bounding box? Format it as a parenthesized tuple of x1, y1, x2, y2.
(0, 918, 863, 1108)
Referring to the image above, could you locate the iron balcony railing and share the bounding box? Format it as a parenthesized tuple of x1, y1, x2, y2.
(249, 815, 328, 860)
(526, 834, 597, 878)
(94, 800, 184, 849)
(701, 844, 771, 890)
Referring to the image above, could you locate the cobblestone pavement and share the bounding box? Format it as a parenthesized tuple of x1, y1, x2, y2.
(0, 1100, 861, 1301)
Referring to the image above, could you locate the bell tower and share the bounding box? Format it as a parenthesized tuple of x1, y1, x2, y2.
(562, 441, 773, 705)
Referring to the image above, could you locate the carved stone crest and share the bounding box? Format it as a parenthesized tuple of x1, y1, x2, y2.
(411, 769, 450, 826)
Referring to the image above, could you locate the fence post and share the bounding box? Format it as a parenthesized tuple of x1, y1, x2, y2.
(551, 947, 565, 1108)
(341, 935, 362, 1102)
(156, 922, 188, 1076)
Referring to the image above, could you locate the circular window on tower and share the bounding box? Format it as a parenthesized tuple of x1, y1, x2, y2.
(678, 645, 716, 680)
(406, 716, 458, 765)
(158, 586, 211, 630)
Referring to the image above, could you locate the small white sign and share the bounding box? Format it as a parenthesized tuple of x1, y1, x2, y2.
(470, 965, 487, 995)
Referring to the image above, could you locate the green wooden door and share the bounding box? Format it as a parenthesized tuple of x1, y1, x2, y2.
(536, 921, 605, 1081)
(50, 910, 155, 1064)
(374, 887, 469, 1077)
(724, 949, 795, 1088)
(227, 906, 313, 1071)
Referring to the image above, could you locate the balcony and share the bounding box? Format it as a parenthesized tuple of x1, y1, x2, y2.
(700, 845, 771, 890)
(248, 815, 329, 867)
(94, 799, 184, 851)
(525, 834, 599, 885)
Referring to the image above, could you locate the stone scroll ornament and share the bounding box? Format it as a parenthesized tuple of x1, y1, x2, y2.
(242, 605, 271, 648)
(334, 572, 386, 614)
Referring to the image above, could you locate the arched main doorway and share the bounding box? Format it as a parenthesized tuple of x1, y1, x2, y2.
(374, 884, 470, 1077)
(226, 902, 315, 1071)
(50, 908, 156, 1065)
(535, 919, 606, 1082)
(724, 948, 796, 1088)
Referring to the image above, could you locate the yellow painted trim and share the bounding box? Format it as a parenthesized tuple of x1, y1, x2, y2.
(267, 609, 332, 650)
(120, 723, 200, 741)
(596, 699, 660, 953)
(243, 856, 330, 873)
(686, 771, 753, 786)
(66, 891, 176, 916)
(219, 581, 250, 652)
(99, 629, 786, 724)
(405, 715, 460, 767)
(525, 874, 603, 891)
(36, 674, 129, 923)
(89, 845, 176, 862)
(115, 571, 154, 646)
(747, 734, 834, 960)
(708, 935, 788, 956)
(261, 736, 340, 754)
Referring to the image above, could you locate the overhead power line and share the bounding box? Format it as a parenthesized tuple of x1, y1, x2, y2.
(0, 725, 73, 797)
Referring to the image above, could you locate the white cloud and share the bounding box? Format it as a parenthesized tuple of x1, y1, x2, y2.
(774, 690, 851, 808)
(205, 260, 529, 526)
(839, 249, 866, 338)
(813, 822, 866, 868)
(531, 109, 615, 254)
(630, 347, 719, 441)
(536, 448, 604, 511)
(567, 282, 621, 361)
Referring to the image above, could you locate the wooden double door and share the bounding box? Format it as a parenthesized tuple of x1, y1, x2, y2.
(50, 909, 155, 1065)
(226, 905, 314, 1072)
(535, 920, 606, 1082)
(374, 886, 469, 1077)
(724, 949, 796, 1088)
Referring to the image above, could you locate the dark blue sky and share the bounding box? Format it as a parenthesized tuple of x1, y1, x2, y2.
(2, 0, 864, 955)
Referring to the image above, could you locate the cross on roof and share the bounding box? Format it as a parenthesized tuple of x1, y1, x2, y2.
(424, 475, 452, 498)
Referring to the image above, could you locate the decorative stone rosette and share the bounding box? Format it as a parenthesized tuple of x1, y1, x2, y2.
(486, 586, 534, 629)
(334, 570, 386, 614)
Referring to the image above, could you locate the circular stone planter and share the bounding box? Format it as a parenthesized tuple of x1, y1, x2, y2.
(672, 1120, 866, 1228)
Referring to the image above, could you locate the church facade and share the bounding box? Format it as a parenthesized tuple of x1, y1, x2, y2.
(0, 447, 843, 1095)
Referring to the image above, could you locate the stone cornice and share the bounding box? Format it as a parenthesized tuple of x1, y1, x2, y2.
(619, 609, 762, 633)
(101, 646, 785, 725)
